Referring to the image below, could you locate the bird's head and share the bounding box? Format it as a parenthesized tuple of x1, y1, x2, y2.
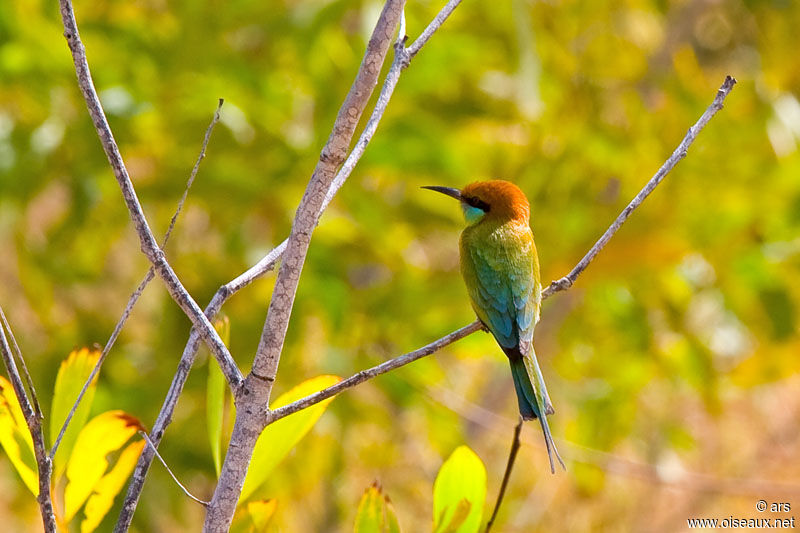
(422, 179, 530, 225)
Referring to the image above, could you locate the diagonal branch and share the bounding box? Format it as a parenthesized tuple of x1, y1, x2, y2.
(58, 0, 242, 390)
(0, 306, 57, 532)
(542, 75, 737, 298)
(264, 76, 738, 423)
(248, 0, 406, 392)
(269, 321, 482, 423)
(50, 100, 224, 461)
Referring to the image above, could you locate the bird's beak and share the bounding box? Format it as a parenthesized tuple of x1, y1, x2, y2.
(421, 185, 462, 201)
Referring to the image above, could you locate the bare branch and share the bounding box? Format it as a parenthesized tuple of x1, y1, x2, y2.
(162, 98, 225, 246)
(50, 100, 224, 461)
(204, 1, 408, 528)
(248, 0, 406, 390)
(139, 431, 209, 507)
(58, 0, 242, 390)
(542, 75, 737, 299)
(0, 306, 57, 532)
(269, 321, 482, 423)
(120, 75, 736, 531)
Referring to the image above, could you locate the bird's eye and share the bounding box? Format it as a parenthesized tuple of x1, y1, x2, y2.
(464, 196, 490, 212)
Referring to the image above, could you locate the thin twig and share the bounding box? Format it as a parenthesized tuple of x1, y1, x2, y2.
(49, 100, 224, 461)
(485, 418, 523, 533)
(269, 321, 482, 423)
(0, 306, 57, 532)
(406, 0, 462, 57)
(542, 76, 737, 299)
(163, 98, 225, 244)
(139, 431, 209, 507)
(58, 0, 242, 389)
(0, 307, 41, 418)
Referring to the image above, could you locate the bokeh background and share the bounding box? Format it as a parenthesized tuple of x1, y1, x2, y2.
(1, 0, 799, 530)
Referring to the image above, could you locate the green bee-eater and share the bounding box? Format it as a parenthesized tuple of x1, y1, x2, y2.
(424, 180, 565, 473)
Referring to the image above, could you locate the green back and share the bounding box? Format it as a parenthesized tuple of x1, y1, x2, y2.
(459, 219, 541, 351)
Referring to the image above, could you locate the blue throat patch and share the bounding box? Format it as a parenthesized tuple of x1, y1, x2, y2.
(462, 203, 486, 224)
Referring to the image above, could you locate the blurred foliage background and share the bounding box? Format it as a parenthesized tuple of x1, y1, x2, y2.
(1, 0, 799, 530)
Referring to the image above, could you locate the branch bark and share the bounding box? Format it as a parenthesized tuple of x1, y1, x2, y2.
(0, 306, 57, 532)
(269, 321, 482, 423)
(203, 1, 407, 529)
(58, 0, 242, 390)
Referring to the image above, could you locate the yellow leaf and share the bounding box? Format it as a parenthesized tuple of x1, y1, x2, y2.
(64, 410, 144, 522)
(80, 439, 145, 533)
(50, 347, 101, 482)
(0, 376, 37, 495)
(240, 375, 340, 502)
(247, 499, 277, 532)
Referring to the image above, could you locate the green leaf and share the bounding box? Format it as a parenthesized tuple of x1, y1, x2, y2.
(0, 376, 38, 495)
(433, 446, 487, 533)
(239, 375, 340, 502)
(354, 483, 402, 533)
(64, 411, 144, 522)
(50, 347, 101, 482)
(207, 315, 230, 476)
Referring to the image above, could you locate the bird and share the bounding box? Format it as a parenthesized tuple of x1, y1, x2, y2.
(423, 179, 565, 473)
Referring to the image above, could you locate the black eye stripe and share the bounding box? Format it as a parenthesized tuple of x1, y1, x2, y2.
(464, 196, 490, 212)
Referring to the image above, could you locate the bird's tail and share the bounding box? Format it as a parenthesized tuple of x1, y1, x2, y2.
(510, 357, 539, 420)
(509, 354, 566, 474)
